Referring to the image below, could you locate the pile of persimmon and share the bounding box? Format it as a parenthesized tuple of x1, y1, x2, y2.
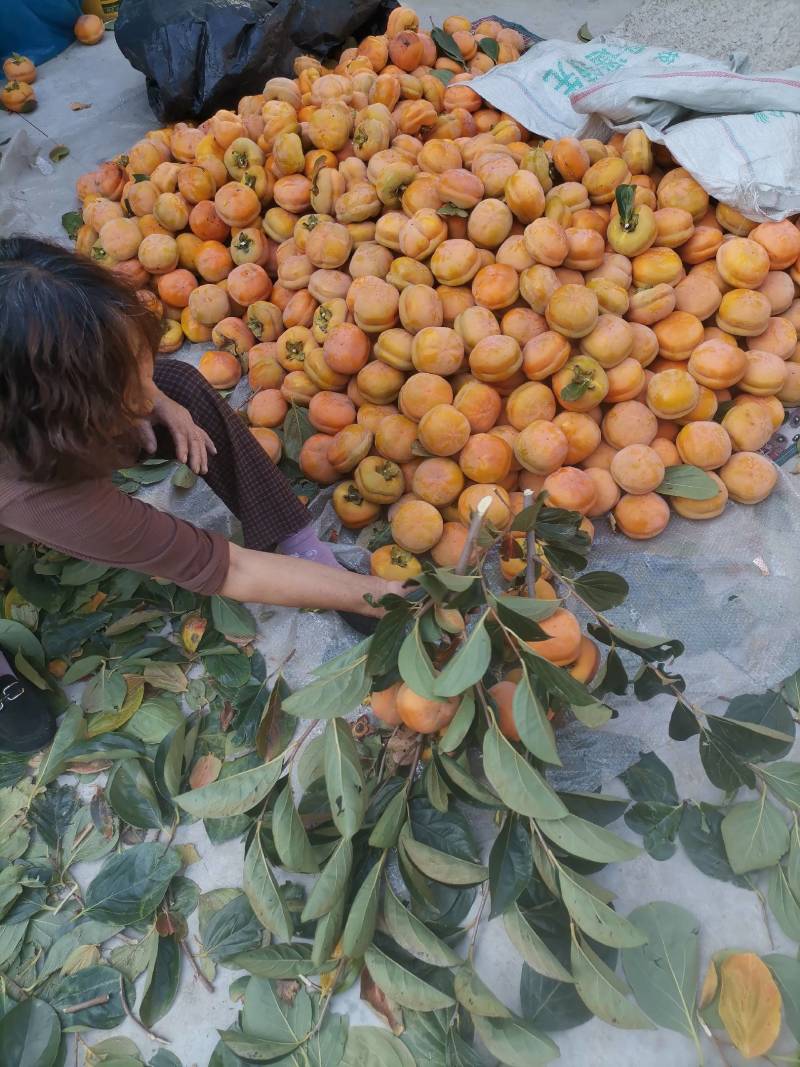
(70, 4, 799, 600)
(1, 52, 37, 112)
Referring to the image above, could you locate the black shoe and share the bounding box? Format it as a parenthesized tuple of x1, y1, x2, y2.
(0, 676, 56, 753)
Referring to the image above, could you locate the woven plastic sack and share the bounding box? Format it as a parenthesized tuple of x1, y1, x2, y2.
(471, 37, 800, 220)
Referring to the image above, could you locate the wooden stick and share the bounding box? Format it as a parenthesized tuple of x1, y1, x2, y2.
(180, 936, 214, 993)
(523, 489, 536, 598)
(63, 994, 110, 1013)
(456, 494, 492, 575)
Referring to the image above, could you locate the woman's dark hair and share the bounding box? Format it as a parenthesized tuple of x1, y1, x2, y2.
(0, 236, 162, 481)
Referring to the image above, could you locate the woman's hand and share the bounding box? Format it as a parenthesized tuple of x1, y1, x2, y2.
(136, 389, 217, 474)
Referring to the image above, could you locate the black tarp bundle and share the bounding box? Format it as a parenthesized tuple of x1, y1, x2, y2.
(116, 0, 398, 121)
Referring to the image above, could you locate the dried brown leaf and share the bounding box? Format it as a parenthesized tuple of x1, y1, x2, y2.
(220, 701, 235, 732)
(361, 967, 404, 1034)
(69, 101, 91, 111)
(188, 754, 222, 789)
(385, 725, 420, 771)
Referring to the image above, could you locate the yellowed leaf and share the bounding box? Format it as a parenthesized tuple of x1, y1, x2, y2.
(86, 674, 145, 737)
(699, 959, 718, 1009)
(189, 754, 222, 789)
(176, 843, 201, 866)
(718, 952, 782, 1059)
(181, 613, 207, 653)
(61, 943, 100, 975)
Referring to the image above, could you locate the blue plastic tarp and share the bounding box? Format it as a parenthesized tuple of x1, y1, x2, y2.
(0, 0, 83, 66)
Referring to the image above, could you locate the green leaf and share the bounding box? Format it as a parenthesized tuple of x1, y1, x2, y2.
(109, 927, 159, 983)
(439, 689, 475, 752)
(482, 727, 567, 820)
(782, 668, 800, 710)
(488, 815, 533, 918)
(154, 722, 186, 801)
(301, 838, 353, 922)
(757, 761, 800, 807)
(229, 944, 331, 979)
(49, 144, 70, 162)
(620, 751, 679, 804)
(766, 864, 800, 941)
(210, 596, 257, 640)
(61, 210, 83, 240)
(143, 662, 188, 694)
(429, 68, 454, 85)
(243, 830, 293, 941)
(431, 26, 466, 67)
(126, 695, 184, 745)
(398, 622, 439, 700)
(311, 896, 345, 968)
(625, 799, 682, 860)
(492, 595, 560, 642)
(621, 902, 700, 1040)
(324, 718, 367, 840)
(343, 1027, 415, 1067)
(700, 727, 755, 792)
(140, 935, 180, 1028)
(107, 760, 166, 830)
(454, 965, 510, 1017)
(103, 608, 162, 635)
(341, 854, 384, 958)
(282, 403, 315, 463)
(83, 843, 181, 924)
(512, 666, 560, 765)
(174, 756, 282, 818)
(503, 904, 573, 983)
(364, 944, 455, 1011)
(538, 813, 641, 863)
(572, 572, 629, 611)
(678, 803, 747, 886)
(559, 869, 647, 948)
(433, 611, 491, 697)
(477, 36, 500, 61)
(400, 824, 488, 885)
(0, 997, 61, 1067)
(368, 788, 407, 848)
(437, 201, 469, 218)
(242, 976, 313, 1043)
(199, 890, 261, 963)
(656, 464, 719, 499)
(81, 668, 126, 715)
(572, 934, 655, 1030)
(721, 795, 790, 873)
(716, 690, 795, 761)
(62, 655, 104, 685)
(366, 606, 412, 677)
(763, 954, 800, 1042)
(471, 1014, 559, 1066)
(0, 619, 45, 667)
(272, 784, 319, 873)
(35, 706, 85, 786)
(436, 750, 501, 807)
(282, 643, 371, 719)
(49, 965, 130, 1029)
(382, 882, 461, 967)
(614, 184, 638, 230)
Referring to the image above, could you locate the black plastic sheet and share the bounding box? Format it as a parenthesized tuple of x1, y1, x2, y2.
(115, 0, 398, 122)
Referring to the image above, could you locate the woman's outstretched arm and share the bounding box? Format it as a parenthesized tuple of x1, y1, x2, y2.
(221, 543, 399, 616)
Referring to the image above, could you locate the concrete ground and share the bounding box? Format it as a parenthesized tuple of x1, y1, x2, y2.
(1, 5, 799, 1066)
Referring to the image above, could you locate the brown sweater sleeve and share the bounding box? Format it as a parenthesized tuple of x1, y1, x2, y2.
(1, 475, 230, 596)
